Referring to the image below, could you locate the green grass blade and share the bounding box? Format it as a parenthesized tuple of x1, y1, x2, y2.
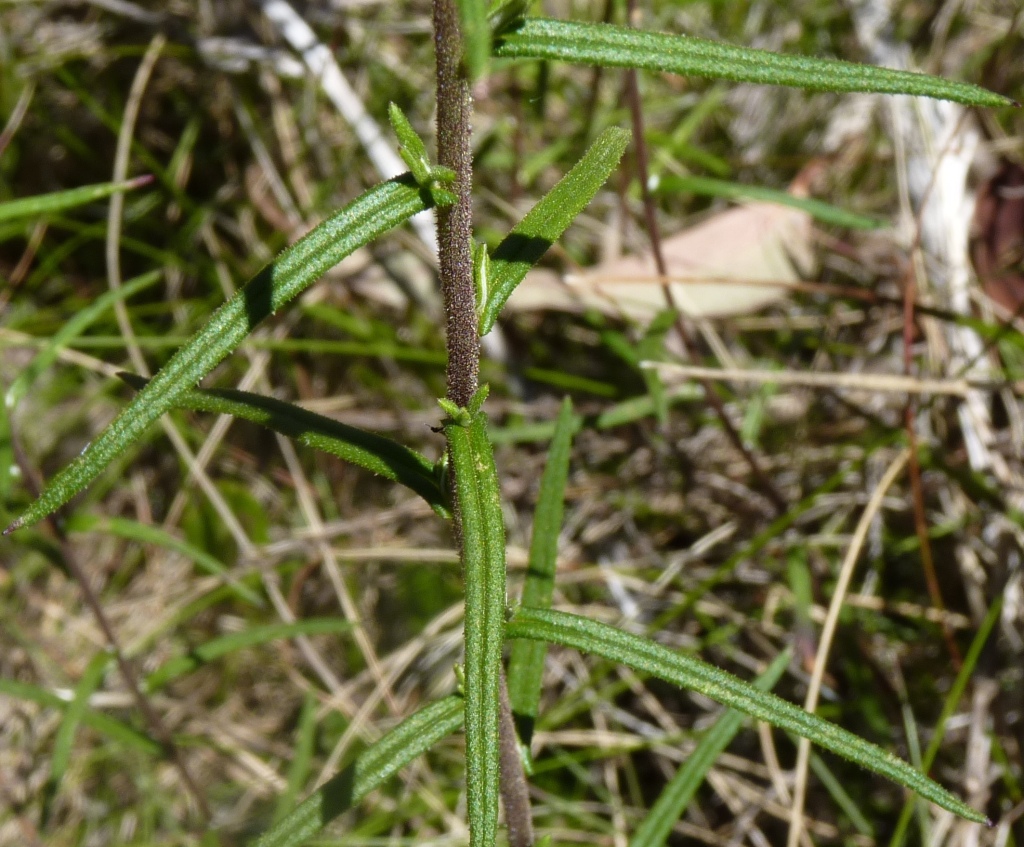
(494, 18, 1015, 108)
(808, 753, 875, 837)
(274, 693, 320, 826)
(630, 649, 791, 847)
(65, 512, 264, 606)
(44, 651, 113, 820)
(505, 607, 988, 825)
(253, 694, 464, 847)
(118, 374, 450, 518)
(458, 0, 490, 81)
(888, 594, 1004, 846)
(6, 176, 441, 534)
(479, 126, 630, 336)
(5, 271, 162, 411)
(507, 397, 574, 749)
(443, 388, 506, 847)
(654, 175, 886, 230)
(0, 678, 160, 755)
(0, 175, 153, 222)
(144, 619, 352, 693)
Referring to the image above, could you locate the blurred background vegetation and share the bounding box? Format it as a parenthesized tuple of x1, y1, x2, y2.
(1, 1, 1022, 845)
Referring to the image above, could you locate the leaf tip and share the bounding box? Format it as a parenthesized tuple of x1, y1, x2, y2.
(3, 518, 23, 536)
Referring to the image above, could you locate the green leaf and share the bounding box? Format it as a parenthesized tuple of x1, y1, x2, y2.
(144, 619, 352, 693)
(888, 594, 1004, 846)
(274, 693, 320, 826)
(65, 512, 264, 606)
(479, 126, 631, 336)
(473, 240, 491, 323)
(389, 103, 431, 183)
(6, 176, 445, 534)
(458, 0, 491, 81)
(5, 271, 162, 411)
(388, 103, 450, 187)
(0, 175, 153, 222)
(253, 695, 464, 847)
(494, 18, 1015, 108)
(507, 397, 574, 750)
(44, 651, 113, 821)
(488, 0, 529, 37)
(654, 174, 886, 230)
(629, 649, 791, 847)
(118, 374, 450, 518)
(808, 753, 875, 837)
(505, 607, 988, 825)
(443, 393, 506, 847)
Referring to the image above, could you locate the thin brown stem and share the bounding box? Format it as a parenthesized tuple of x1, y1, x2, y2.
(900, 271, 962, 667)
(620, 8, 786, 516)
(498, 668, 534, 847)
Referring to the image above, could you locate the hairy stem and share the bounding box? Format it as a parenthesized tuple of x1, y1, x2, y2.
(433, 0, 478, 407)
(433, 4, 533, 844)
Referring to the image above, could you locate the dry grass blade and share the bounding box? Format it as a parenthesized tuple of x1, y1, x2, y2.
(644, 362, 1011, 397)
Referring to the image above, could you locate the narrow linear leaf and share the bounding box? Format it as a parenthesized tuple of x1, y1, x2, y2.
(458, 0, 491, 81)
(630, 648, 791, 847)
(65, 512, 264, 606)
(0, 396, 14, 502)
(6, 176, 442, 534)
(507, 396, 574, 748)
(389, 103, 432, 184)
(0, 175, 154, 222)
(5, 271, 162, 411)
(45, 651, 113, 817)
(808, 753, 875, 837)
(889, 594, 1004, 846)
(274, 693, 319, 826)
(144, 619, 352, 693)
(0, 678, 160, 755)
(494, 18, 1015, 108)
(480, 126, 631, 336)
(443, 391, 505, 847)
(488, 0, 529, 36)
(655, 175, 886, 230)
(253, 694, 464, 847)
(118, 374, 449, 518)
(505, 607, 988, 825)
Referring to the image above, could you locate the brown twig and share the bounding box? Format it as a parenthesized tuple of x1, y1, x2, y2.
(901, 271, 962, 667)
(621, 2, 787, 516)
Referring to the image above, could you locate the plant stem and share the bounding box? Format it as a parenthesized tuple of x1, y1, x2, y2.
(433, 5, 533, 844)
(433, 0, 478, 408)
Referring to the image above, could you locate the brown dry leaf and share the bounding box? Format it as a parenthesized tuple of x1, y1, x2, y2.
(506, 195, 816, 322)
(971, 159, 1024, 314)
